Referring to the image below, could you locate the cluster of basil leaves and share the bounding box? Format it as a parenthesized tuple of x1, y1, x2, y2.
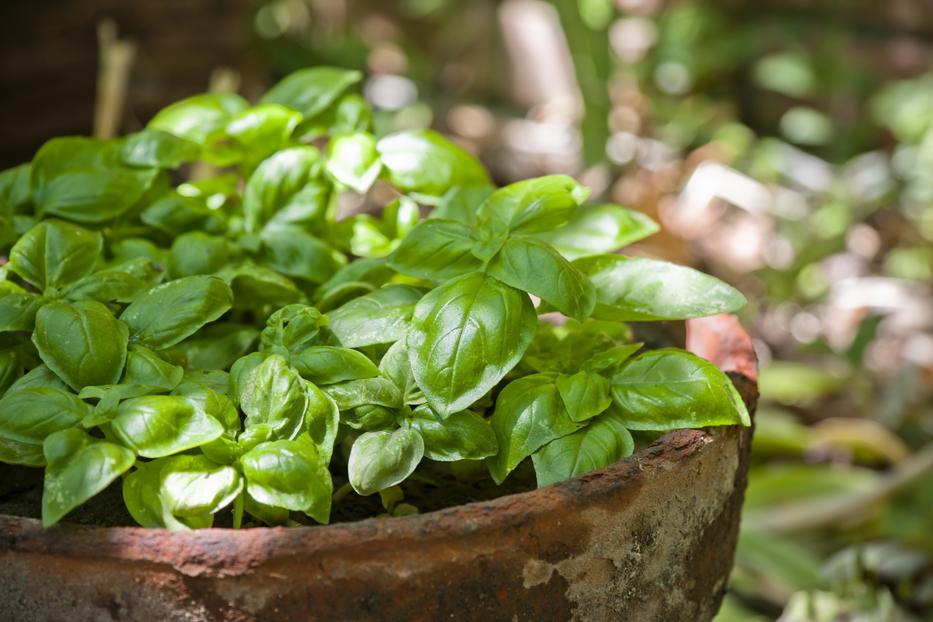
(0, 67, 749, 529)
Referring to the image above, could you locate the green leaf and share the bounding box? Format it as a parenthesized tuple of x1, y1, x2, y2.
(409, 272, 536, 416)
(584, 343, 643, 374)
(292, 346, 380, 385)
(0, 163, 32, 215)
(259, 304, 329, 357)
(159, 454, 243, 517)
(328, 284, 423, 348)
(9, 219, 102, 291)
(326, 132, 382, 193)
(122, 459, 213, 529)
(487, 237, 596, 320)
(168, 232, 234, 278)
(531, 407, 634, 486)
(377, 130, 490, 200)
(322, 377, 402, 411)
(401, 405, 497, 461)
(141, 194, 227, 237)
(225, 103, 302, 168)
(476, 175, 588, 236)
(30, 137, 158, 223)
(259, 224, 343, 283)
(122, 345, 183, 391)
(33, 300, 129, 390)
(487, 374, 585, 484)
(433, 185, 494, 225)
(164, 323, 258, 371)
(241, 438, 332, 523)
(387, 219, 482, 281)
(610, 349, 750, 430)
(147, 92, 249, 146)
(531, 204, 659, 260)
(121, 129, 201, 169)
(239, 355, 308, 440)
(574, 255, 747, 321)
(555, 370, 612, 423)
(111, 394, 224, 458)
(0, 386, 90, 444)
(379, 340, 425, 405)
(220, 264, 303, 309)
(63, 258, 162, 304)
(120, 276, 234, 348)
(41, 428, 135, 526)
(348, 428, 424, 495)
(260, 67, 362, 118)
(303, 382, 340, 463)
(0, 288, 43, 332)
(0, 437, 46, 467)
(241, 146, 326, 234)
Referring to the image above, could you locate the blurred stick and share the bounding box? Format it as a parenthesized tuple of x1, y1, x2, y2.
(748, 443, 933, 533)
(94, 20, 136, 139)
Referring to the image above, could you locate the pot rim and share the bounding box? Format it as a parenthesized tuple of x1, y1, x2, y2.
(0, 313, 757, 567)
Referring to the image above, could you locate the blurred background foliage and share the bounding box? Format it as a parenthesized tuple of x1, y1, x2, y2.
(2, 0, 932, 619)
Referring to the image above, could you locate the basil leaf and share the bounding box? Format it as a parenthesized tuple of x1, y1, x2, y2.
(342, 404, 396, 431)
(293, 346, 380, 385)
(0, 163, 32, 215)
(0, 288, 43, 332)
(241, 438, 333, 523)
(326, 132, 382, 193)
(379, 340, 425, 405)
(33, 300, 129, 390)
(487, 374, 585, 484)
(120, 275, 234, 348)
(387, 219, 482, 281)
(242, 146, 325, 234)
(165, 323, 258, 371)
(5, 365, 69, 394)
(348, 428, 424, 495)
(121, 129, 201, 169)
(433, 185, 494, 225)
(148, 92, 249, 146)
(409, 272, 536, 416)
(574, 255, 747, 321)
(323, 377, 402, 411)
(555, 371, 612, 423)
(30, 137, 158, 223)
(259, 224, 343, 283)
(314, 257, 393, 305)
(122, 459, 213, 530)
(584, 343, 643, 374)
(377, 130, 490, 200)
(159, 454, 243, 517)
(260, 67, 361, 118)
(401, 405, 497, 462)
(487, 237, 596, 320)
(168, 232, 234, 278)
(476, 175, 588, 236)
(0, 437, 46, 467)
(0, 348, 22, 397)
(531, 204, 659, 260)
(611, 349, 750, 430)
(41, 428, 135, 526)
(220, 264, 303, 309)
(259, 304, 329, 357)
(0, 386, 90, 444)
(328, 284, 423, 348)
(122, 345, 184, 391)
(9, 219, 102, 291)
(141, 194, 227, 237)
(225, 103, 302, 169)
(239, 355, 308, 440)
(304, 381, 340, 463)
(63, 258, 162, 304)
(531, 407, 635, 487)
(111, 395, 224, 458)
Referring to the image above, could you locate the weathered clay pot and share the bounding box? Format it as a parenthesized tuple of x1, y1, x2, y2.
(0, 314, 757, 622)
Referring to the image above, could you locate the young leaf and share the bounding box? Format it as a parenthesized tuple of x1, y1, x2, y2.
(574, 255, 747, 321)
(610, 349, 750, 430)
(303, 382, 340, 463)
(239, 355, 308, 440)
(531, 204, 659, 260)
(241, 438, 333, 523)
(241, 146, 324, 234)
(326, 132, 382, 193)
(121, 129, 201, 169)
(9, 219, 102, 291)
(260, 67, 362, 118)
(225, 103, 302, 167)
(322, 377, 402, 411)
(387, 219, 482, 281)
(379, 340, 425, 405)
(476, 175, 588, 236)
(487, 374, 586, 484)
(377, 130, 490, 200)
(122, 345, 184, 391)
(33, 300, 129, 390)
(487, 237, 596, 320)
(159, 454, 243, 517)
(41, 428, 135, 527)
(328, 284, 423, 348)
(292, 346, 380, 385)
(122, 459, 213, 530)
(348, 428, 424, 495)
(260, 304, 330, 357)
(555, 371, 612, 423)
(401, 405, 497, 461)
(531, 407, 635, 487)
(409, 272, 536, 416)
(111, 395, 224, 458)
(120, 276, 234, 348)
(147, 92, 249, 146)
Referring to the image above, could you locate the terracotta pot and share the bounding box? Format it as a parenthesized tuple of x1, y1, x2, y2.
(0, 314, 757, 622)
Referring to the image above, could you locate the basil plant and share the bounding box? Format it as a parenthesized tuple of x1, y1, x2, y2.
(0, 67, 748, 529)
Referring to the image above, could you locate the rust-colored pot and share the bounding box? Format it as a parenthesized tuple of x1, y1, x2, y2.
(0, 314, 757, 622)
